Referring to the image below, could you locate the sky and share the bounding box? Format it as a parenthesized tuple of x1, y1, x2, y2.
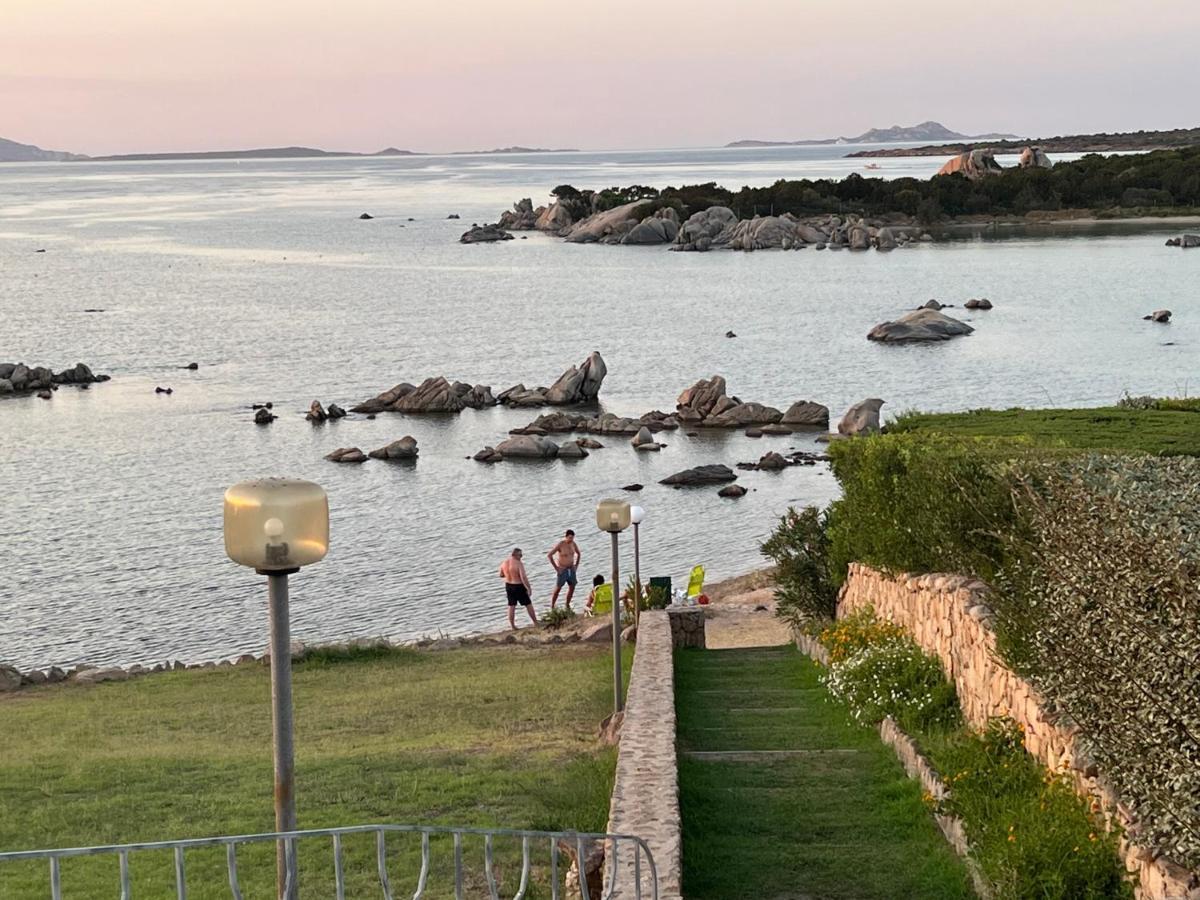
(3, 0, 1198, 155)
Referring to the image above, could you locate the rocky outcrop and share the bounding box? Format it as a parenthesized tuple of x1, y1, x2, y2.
(498, 199, 539, 230)
(839, 399, 885, 436)
(621, 212, 680, 245)
(631, 426, 662, 451)
(660, 464, 738, 487)
(0, 361, 108, 396)
(353, 378, 495, 414)
(781, 400, 830, 427)
(718, 484, 748, 498)
(1018, 146, 1052, 169)
(706, 401, 783, 427)
(673, 208, 920, 253)
(936, 149, 1003, 180)
(556, 440, 589, 459)
(495, 435, 560, 459)
(325, 447, 367, 463)
(963, 298, 993, 310)
(867, 309, 974, 342)
(674, 376, 784, 427)
(460, 224, 514, 243)
(1165, 234, 1200, 248)
(544, 350, 606, 404)
(674, 206, 738, 251)
(369, 436, 419, 460)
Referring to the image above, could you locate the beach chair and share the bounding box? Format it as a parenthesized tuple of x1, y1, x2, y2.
(590, 583, 614, 617)
(686, 565, 706, 601)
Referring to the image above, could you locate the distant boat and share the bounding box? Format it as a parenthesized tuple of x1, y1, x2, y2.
(863, 163, 882, 170)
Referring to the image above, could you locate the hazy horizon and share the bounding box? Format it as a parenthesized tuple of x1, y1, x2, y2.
(4, 0, 1198, 156)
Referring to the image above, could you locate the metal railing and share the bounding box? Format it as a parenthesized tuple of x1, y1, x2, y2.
(0, 823, 658, 900)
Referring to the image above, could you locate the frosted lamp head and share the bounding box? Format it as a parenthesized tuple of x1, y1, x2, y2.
(596, 498, 631, 533)
(223, 478, 329, 572)
(629, 505, 645, 525)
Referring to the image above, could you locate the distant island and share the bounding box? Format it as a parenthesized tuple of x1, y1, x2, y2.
(0, 136, 88, 162)
(727, 121, 1020, 148)
(847, 126, 1200, 158)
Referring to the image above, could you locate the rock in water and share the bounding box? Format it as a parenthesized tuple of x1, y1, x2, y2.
(327, 403, 348, 419)
(460, 224, 514, 243)
(757, 451, 789, 471)
(557, 441, 589, 459)
(867, 309, 974, 342)
(660, 464, 738, 487)
(368, 436, 419, 460)
(781, 401, 830, 427)
(963, 298, 993, 310)
(495, 435, 560, 459)
(359, 213, 374, 220)
(839, 399, 885, 436)
(325, 447, 367, 463)
(307, 400, 328, 422)
(718, 484, 748, 498)
(544, 351, 607, 405)
(1144, 309, 1172, 323)
(254, 407, 277, 425)
(622, 483, 644, 492)
(631, 426, 660, 451)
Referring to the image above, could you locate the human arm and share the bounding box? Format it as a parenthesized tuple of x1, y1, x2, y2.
(547, 545, 560, 571)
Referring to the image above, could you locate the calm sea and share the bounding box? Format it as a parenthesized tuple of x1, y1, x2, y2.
(1, 145, 1194, 669)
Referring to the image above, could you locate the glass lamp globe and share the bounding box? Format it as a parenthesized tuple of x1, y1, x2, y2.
(224, 478, 329, 572)
(629, 505, 645, 525)
(595, 498, 632, 533)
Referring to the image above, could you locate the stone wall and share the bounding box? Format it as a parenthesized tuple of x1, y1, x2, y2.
(666, 607, 705, 649)
(605, 610, 683, 900)
(838, 563, 1197, 900)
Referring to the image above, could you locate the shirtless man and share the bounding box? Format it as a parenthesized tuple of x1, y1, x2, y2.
(547, 529, 582, 609)
(500, 548, 537, 630)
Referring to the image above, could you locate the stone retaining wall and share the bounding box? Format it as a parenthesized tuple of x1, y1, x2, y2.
(839, 563, 1197, 900)
(666, 607, 705, 649)
(605, 610, 683, 899)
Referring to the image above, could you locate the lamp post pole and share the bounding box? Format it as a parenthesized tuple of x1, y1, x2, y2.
(266, 570, 299, 900)
(632, 522, 641, 631)
(610, 530, 623, 715)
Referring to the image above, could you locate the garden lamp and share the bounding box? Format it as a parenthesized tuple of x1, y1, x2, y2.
(596, 499, 631, 714)
(223, 477, 328, 900)
(629, 505, 645, 629)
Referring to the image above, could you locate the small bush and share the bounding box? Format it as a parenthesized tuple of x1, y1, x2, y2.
(823, 638, 961, 733)
(929, 720, 1133, 899)
(540, 607, 577, 631)
(760, 506, 837, 626)
(818, 609, 907, 664)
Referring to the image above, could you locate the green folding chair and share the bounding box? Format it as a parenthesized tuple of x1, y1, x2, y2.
(649, 576, 672, 608)
(590, 583, 613, 616)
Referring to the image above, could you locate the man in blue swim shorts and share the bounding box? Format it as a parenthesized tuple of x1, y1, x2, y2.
(547, 529, 582, 610)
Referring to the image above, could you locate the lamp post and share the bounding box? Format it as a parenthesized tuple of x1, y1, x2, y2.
(629, 505, 645, 631)
(596, 499, 631, 715)
(224, 478, 329, 900)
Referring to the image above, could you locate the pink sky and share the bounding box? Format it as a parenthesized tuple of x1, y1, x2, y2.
(3, 0, 1197, 155)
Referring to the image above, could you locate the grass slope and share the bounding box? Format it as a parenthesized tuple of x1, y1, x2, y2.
(0, 645, 628, 898)
(892, 406, 1200, 456)
(676, 646, 973, 899)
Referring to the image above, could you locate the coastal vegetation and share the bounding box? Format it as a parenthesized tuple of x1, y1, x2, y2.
(0, 644, 626, 896)
(761, 408, 1200, 878)
(815, 612, 1131, 898)
(846, 125, 1200, 158)
(552, 146, 1200, 223)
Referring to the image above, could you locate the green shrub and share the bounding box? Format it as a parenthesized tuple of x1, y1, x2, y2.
(928, 721, 1133, 899)
(760, 506, 837, 626)
(823, 637, 961, 733)
(540, 607, 577, 631)
(817, 609, 908, 664)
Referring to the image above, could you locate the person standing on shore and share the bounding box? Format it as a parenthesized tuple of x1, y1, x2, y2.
(547, 529, 582, 609)
(500, 548, 537, 630)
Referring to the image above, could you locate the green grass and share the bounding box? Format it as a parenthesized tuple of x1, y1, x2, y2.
(676, 647, 973, 899)
(0, 645, 630, 898)
(891, 406, 1200, 456)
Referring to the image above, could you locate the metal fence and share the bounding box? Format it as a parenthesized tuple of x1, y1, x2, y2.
(0, 823, 658, 900)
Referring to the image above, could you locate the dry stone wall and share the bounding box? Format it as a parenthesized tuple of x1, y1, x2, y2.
(666, 607, 705, 649)
(838, 563, 1198, 900)
(604, 610, 683, 900)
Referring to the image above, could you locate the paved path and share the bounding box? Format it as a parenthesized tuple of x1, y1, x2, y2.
(675, 645, 973, 899)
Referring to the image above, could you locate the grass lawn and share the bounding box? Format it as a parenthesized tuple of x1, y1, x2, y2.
(676, 646, 973, 899)
(0, 644, 629, 898)
(891, 406, 1200, 456)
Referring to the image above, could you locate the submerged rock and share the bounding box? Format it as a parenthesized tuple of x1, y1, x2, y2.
(867, 308, 974, 343)
(460, 223, 514, 243)
(496, 434, 560, 459)
(325, 447, 367, 463)
(963, 298, 993, 310)
(718, 484, 748, 498)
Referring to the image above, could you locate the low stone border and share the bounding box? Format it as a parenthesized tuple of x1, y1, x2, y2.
(879, 716, 991, 899)
(604, 610, 683, 899)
